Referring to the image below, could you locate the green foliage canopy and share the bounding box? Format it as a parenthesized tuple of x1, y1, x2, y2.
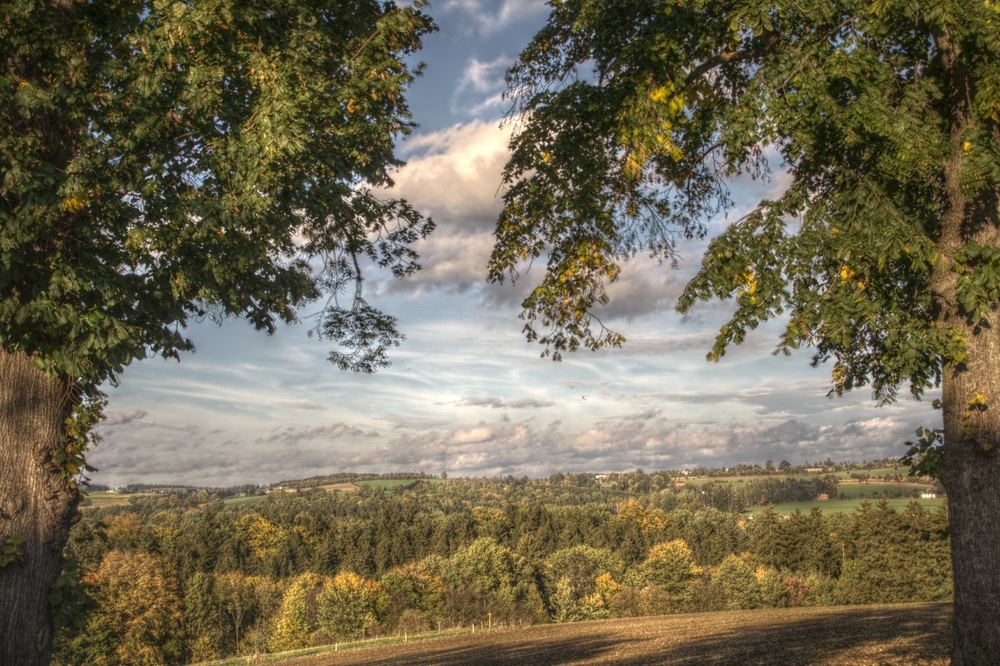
(489, 0, 1000, 404)
(1, 0, 436, 385)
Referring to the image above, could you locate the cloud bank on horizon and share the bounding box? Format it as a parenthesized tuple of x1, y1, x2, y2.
(89, 0, 937, 488)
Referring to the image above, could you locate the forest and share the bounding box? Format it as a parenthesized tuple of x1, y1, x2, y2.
(52, 467, 952, 664)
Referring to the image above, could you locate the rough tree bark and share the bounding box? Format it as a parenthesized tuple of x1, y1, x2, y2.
(941, 323, 1000, 666)
(0, 350, 79, 666)
(934, 30, 1000, 666)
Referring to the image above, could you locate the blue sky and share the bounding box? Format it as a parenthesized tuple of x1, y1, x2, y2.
(90, 0, 936, 487)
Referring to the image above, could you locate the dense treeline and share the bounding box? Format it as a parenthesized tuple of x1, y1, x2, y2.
(675, 476, 840, 513)
(681, 458, 910, 478)
(280, 471, 437, 489)
(105, 483, 268, 500)
(53, 473, 950, 664)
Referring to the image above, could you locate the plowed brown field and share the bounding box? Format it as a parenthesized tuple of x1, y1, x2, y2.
(275, 603, 950, 666)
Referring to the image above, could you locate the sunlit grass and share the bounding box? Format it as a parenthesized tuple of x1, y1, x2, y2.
(743, 497, 946, 516)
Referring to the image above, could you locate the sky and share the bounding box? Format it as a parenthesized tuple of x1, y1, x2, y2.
(90, 0, 938, 488)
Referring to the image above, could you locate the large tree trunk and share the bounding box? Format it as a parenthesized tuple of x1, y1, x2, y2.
(941, 333, 1000, 666)
(0, 350, 79, 666)
(934, 29, 1000, 666)
(938, 188, 1000, 665)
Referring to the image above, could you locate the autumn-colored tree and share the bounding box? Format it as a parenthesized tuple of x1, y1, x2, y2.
(55, 551, 184, 666)
(613, 499, 669, 533)
(102, 511, 148, 552)
(543, 545, 624, 621)
(269, 573, 324, 653)
(607, 583, 672, 619)
(714, 553, 786, 610)
(472, 506, 513, 543)
(317, 571, 387, 641)
(381, 560, 446, 632)
(640, 539, 697, 612)
(235, 513, 289, 574)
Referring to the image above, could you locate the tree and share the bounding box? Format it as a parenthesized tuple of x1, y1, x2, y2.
(269, 573, 323, 653)
(782, 508, 840, 577)
(0, 1, 434, 662)
(443, 537, 544, 625)
(747, 506, 791, 570)
(54, 550, 184, 666)
(182, 572, 223, 662)
(542, 545, 624, 620)
(215, 572, 271, 657)
(713, 553, 786, 611)
(380, 560, 446, 632)
(639, 539, 697, 612)
(317, 571, 386, 642)
(490, 1, 1000, 662)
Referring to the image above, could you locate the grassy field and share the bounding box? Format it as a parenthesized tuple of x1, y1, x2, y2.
(207, 603, 950, 666)
(223, 483, 360, 505)
(835, 482, 936, 499)
(678, 468, 942, 516)
(354, 479, 444, 490)
(743, 497, 946, 516)
(826, 466, 917, 479)
(683, 467, 924, 486)
(222, 495, 269, 507)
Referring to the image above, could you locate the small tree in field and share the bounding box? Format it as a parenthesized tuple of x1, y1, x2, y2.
(0, 2, 434, 663)
(490, 1, 1000, 663)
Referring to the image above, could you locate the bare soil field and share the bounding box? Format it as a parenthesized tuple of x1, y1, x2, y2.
(318, 483, 357, 493)
(275, 603, 950, 666)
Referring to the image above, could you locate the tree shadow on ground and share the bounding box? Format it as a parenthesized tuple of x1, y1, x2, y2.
(293, 603, 950, 666)
(654, 605, 950, 665)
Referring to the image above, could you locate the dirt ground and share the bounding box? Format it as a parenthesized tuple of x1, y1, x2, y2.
(278, 603, 951, 666)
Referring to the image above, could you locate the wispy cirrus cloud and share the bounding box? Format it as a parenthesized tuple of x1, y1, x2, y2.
(458, 396, 554, 409)
(254, 423, 379, 447)
(101, 409, 148, 426)
(451, 55, 513, 116)
(442, 0, 549, 36)
(272, 400, 327, 411)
